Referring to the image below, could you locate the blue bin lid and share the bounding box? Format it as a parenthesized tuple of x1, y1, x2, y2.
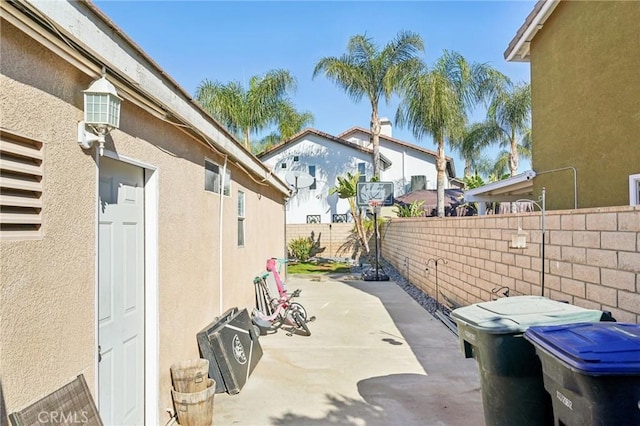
(525, 323, 640, 375)
(450, 296, 603, 334)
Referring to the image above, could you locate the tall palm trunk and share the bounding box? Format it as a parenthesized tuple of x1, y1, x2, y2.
(509, 128, 518, 176)
(348, 197, 370, 255)
(464, 160, 471, 177)
(436, 136, 446, 217)
(370, 107, 381, 179)
(244, 128, 251, 149)
(509, 129, 519, 213)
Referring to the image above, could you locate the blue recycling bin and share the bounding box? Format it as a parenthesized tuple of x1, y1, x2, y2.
(451, 296, 605, 426)
(525, 322, 640, 426)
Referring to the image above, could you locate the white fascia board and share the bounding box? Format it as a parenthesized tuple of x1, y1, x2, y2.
(465, 170, 536, 202)
(24, 0, 289, 195)
(465, 194, 531, 203)
(506, 0, 560, 62)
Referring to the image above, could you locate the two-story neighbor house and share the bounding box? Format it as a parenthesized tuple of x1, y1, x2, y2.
(339, 119, 457, 196)
(1, 1, 287, 423)
(468, 0, 640, 211)
(260, 120, 457, 224)
(259, 128, 390, 224)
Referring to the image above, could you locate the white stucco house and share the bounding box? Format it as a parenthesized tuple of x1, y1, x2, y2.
(259, 120, 458, 224)
(339, 118, 458, 196)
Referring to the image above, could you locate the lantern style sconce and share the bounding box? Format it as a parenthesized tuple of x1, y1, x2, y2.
(77, 71, 121, 154)
(510, 226, 528, 249)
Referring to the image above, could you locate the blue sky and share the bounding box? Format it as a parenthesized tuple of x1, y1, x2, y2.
(95, 0, 535, 175)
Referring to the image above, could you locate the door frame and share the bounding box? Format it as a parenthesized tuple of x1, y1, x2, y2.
(95, 149, 159, 425)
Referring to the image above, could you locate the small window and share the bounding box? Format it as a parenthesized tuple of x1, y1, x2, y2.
(309, 165, 316, 190)
(332, 214, 348, 223)
(205, 160, 230, 196)
(0, 129, 44, 240)
(237, 190, 245, 246)
(281, 163, 287, 169)
(358, 163, 366, 182)
(293, 155, 299, 162)
(630, 174, 640, 205)
(306, 215, 321, 224)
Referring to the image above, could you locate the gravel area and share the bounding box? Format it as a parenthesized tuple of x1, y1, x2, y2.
(352, 259, 453, 319)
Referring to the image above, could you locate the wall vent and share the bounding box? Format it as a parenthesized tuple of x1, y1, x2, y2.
(0, 129, 44, 240)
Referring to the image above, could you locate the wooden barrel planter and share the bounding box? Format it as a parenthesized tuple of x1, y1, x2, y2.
(171, 378, 216, 426)
(170, 359, 209, 393)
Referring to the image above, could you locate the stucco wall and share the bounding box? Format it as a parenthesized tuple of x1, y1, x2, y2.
(530, 0, 640, 209)
(382, 205, 640, 323)
(1, 19, 98, 414)
(1, 18, 285, 421)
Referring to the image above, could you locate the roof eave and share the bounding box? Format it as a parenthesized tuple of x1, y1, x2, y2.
(11, 0, 290, 196)
(504, 0, 561, 62)
(465, 170, 537, 202)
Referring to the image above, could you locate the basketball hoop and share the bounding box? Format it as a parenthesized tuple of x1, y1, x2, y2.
(367, 199, 383, 214)
(362, 199, 389, 281)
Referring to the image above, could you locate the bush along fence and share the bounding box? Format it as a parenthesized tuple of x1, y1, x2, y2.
(286, 223, 356, 261)
(381, 205, 640, 323)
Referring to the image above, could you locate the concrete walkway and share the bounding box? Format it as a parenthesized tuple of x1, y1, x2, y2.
(214, 274, 485, 425)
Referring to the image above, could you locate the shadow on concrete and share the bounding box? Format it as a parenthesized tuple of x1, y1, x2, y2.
(343, 279, 484, 425)
(270, 393, 385, 425)
(269, 277, 484, 426)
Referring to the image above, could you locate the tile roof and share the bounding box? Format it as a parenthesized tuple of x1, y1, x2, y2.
(504, 0, 560, 61)
(338, 126, 456, 177)
(257, 128, 392, 167)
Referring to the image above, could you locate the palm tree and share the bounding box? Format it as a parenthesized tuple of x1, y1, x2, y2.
(255, 105, 314, 153)
(329, 172, 370, 256)
(483, 82, 531, 176)
(491, 133, 532, 178)
(396, 50, 505, 217)
(195, 69, 306, 151)
(451, 122, 495, 177)
(313, 31, 424, 178)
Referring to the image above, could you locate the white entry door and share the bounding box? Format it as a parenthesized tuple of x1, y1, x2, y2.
(98, 157, 145, 426)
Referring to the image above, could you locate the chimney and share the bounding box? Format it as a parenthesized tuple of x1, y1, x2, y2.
(380, 117, 392, 137)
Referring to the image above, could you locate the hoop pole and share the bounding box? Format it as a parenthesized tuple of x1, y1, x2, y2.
(374, 208, 379, 280)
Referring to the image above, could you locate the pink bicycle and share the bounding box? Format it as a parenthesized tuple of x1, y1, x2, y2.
(252, 258, 314, 336)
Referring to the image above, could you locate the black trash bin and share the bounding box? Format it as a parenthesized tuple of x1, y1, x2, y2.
(525, 322, 640, 426)
(197, 307, 263, 394)
(451, 296, 604, 426)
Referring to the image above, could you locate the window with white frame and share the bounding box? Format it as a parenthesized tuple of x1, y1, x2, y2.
(0, 129, 44, 240)
(205, 159, 230, 196)
(630, 174, 640, 205)
(357, 162, 366, 182)
(309, 165, 316, 190)
(237, 190, 245, 246)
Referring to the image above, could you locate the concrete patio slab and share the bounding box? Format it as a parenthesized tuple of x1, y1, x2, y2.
(214, 274, 484, 425)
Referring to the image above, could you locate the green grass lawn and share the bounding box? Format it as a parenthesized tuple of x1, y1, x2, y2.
(287, 261, 352, 274)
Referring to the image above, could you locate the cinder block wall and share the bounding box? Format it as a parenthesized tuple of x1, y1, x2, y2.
(286, 223, 356, 260)
(381, 206, 640, 323)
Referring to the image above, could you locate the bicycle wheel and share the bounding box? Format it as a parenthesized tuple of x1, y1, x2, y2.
(291, 309, 311, 336)
(289, 302, 307, 321)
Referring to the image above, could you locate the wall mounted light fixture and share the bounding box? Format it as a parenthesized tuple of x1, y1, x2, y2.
(510, 226, 528, 249)
(77, 70, 121, 155)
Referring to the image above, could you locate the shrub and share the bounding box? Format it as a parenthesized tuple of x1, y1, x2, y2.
(288, 237, 314, 262)
(393, 200, 425, 217)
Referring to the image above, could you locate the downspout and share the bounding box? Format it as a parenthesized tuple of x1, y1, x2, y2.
(94, 146, 101, 394)
(541, 187, 546, 297)
(219, 155, 228, 314)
